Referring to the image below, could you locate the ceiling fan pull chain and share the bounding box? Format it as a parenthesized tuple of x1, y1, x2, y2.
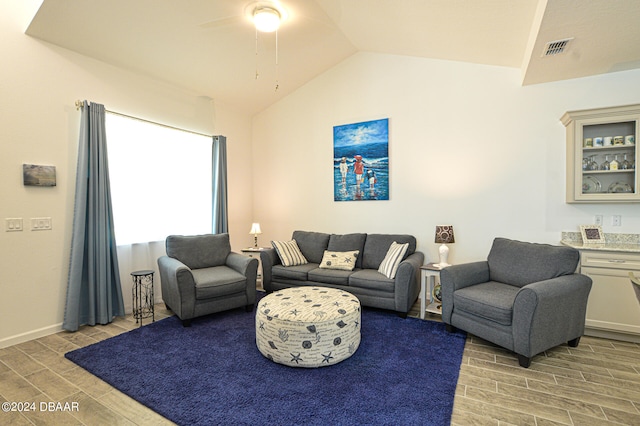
(275, 29, 279, 92)
(255, 28, 259, 80)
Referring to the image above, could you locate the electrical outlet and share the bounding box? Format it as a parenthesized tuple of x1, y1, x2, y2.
(612, 215, 622, 226)
(5, 218, 23, 231)
(594, 215, 603, 226)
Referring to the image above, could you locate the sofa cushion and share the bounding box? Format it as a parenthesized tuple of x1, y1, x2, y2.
(488, 238, 580, 287)
(292, 231, 330, 264)
(191, 266, 247, 300)
(272, 240, 308, 267)
(453, 281, 519, 326)
(349, 269, 395, 292)
(362, 234, 416, 270)
(308, 268, 354, 286)
(272, 263, 318, 281)
(166, 233, 230, 269)
(327, 233, 367, 268)
(378, 242, 409, 279)
(319, 250, 359, 271)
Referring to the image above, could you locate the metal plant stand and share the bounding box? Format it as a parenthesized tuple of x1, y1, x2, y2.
(131, 270, 155, 326)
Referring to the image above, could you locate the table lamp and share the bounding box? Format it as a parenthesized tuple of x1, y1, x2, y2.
(434, 225, 455, 267)
(249, 223, 262, 248)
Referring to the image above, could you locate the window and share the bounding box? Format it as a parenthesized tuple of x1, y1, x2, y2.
(106, 113, 212, 245)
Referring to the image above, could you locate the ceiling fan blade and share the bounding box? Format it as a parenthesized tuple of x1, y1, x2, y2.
(198, 15, 244, 30)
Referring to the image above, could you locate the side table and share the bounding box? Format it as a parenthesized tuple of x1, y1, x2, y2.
(420, 263, 443, 319)
(131, 270, 155, 326)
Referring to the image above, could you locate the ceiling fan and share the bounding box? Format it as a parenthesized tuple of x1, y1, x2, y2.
(197, 0, 336, 32)
(198, 1, 288, 32)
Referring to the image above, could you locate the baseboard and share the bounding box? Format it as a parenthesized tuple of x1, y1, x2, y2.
(0, 322, 64, 349)
(585, 326, 640, 344)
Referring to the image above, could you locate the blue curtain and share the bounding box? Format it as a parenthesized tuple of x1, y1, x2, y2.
(63, 100, 124, 331)
(212, 135, 228, 233)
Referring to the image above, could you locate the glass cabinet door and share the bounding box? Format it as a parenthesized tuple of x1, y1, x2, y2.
(562, 105, 640, 203)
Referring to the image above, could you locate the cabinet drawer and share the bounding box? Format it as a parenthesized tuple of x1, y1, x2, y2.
(580, 251, 640, 270)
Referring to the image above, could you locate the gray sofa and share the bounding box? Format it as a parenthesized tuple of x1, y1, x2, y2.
(260, 230, 424, 317)
(441, 237, 592, 367)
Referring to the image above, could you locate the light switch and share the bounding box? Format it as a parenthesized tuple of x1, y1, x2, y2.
(5, 218, 23, 232)
(31, 217, 52, 231)
(612, 215, 622, 226)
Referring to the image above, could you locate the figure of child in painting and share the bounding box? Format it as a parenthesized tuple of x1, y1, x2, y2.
(339, 157, 348, 184)
(365, 168, 376, 190)
(353, 155, 364, 191)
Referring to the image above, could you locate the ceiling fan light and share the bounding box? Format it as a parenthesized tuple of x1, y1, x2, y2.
(253, 7, 280, 32)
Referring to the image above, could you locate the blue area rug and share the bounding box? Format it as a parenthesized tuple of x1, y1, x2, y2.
(66, 297, 467, 425)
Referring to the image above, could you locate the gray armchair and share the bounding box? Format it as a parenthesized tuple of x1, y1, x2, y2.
(158, 233, 258, 327)
(441, 238, 592, 368)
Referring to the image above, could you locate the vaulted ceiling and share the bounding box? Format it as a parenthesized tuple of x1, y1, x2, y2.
(26, 0, 640, 115)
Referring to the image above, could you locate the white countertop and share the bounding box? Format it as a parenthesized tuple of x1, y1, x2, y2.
(561, 231, 640, 253)
(561, 240, 640, 253)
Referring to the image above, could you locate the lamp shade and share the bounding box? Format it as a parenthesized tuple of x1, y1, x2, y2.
(434, 225, 455, 244)
(253, 7, 281, 32)
(249, 223, 262, 235)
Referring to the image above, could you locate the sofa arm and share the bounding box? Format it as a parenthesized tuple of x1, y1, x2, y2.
(260, 248, 280, 290)
(512, 273, 592, 358)
(393, 251, 425, 313)
(157, 255, 197, 319)
(440, 261, 490, 323)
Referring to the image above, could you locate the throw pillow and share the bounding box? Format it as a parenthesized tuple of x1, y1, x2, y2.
(271, 240, 308, 267)
(378, 241, 409, 279)
(319, 250, 359, 271)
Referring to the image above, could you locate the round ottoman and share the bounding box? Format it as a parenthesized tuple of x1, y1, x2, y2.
(256, 287, 361, 368)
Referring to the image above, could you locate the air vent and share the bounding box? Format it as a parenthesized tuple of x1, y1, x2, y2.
(542, 38, 573, 57)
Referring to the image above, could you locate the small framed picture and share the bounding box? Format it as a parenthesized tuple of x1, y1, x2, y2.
(580, 225, 605, 244)
(23, 164, 56, 187)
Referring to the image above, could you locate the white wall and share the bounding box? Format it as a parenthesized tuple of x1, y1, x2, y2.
(0, 2, 253, 346)
(252, 52, 640, 264)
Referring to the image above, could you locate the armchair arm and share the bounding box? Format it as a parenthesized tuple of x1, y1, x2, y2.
(260, 248, 280, 290)
(226, 252, 258, 276)
(227, 252, 258, 305)
(512, 273, 592, 358)
(440, 261, 490, 323)
(394, 251, 425, 313)
(157, 255, 197, 319)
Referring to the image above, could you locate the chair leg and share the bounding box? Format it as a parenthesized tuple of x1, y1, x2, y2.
(397, 312, 408, 319)
(245, 304, 254, 313)
(182, 319, 192, 327)
(445, 324, 456, 333)
(518, 354, 532, 368)
(568, 337, 581, 347)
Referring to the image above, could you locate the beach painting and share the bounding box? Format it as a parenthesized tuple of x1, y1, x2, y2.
(334, 118, 389, 201)
(23, 164, 57, 187)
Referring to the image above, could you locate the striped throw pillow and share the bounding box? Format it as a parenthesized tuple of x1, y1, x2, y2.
(378, 241, 409, 279)
(271, 240, 308, 267)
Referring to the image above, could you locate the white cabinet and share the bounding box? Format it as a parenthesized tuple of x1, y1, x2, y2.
(579, 250, 640, 342)
(561, 104, 639, 203)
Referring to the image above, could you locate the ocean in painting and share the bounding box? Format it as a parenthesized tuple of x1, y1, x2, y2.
(334, 141, 389, 201)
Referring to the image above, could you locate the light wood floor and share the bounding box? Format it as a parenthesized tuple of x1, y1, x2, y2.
(1, 300, 639, 425)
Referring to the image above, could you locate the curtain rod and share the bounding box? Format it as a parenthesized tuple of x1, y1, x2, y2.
(75, 100, 213, 138)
